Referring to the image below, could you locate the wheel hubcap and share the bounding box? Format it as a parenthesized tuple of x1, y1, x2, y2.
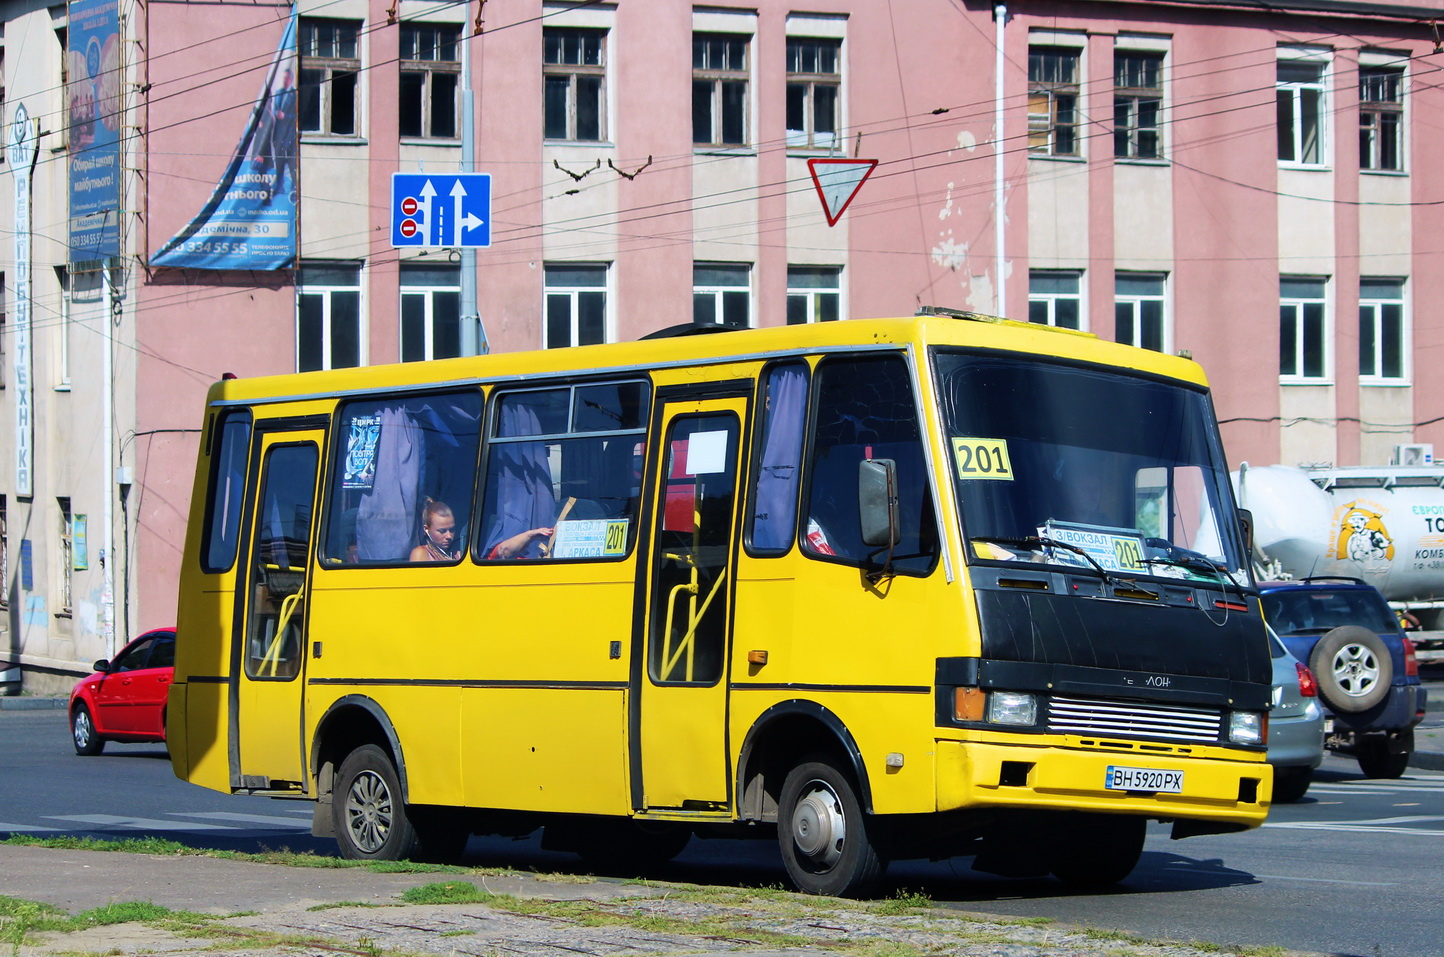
(791, 782, 845, 868)
(344, 770, 393, 853)
(1332, 643, 1381, 697)
(73, 713, 91, 748)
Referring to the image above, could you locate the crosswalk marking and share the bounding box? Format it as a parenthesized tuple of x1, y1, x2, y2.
(171, 811, 310, 828)
(1263, 821, 1444, 836)
(47, 814, 232, 831)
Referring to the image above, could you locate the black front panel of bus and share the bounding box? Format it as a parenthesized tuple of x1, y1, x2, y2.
(970, 585, 1271, 709)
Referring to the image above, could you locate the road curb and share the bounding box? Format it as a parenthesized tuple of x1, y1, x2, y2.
(0, 696, 67, 710)
(1408, 749, 1444, 772)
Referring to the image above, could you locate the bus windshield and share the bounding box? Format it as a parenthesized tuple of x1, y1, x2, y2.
(934, 351, 1248, 586)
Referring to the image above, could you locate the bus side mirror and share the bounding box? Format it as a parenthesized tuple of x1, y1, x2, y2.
(859, 458, 900, 548)
(1237, 508, 1254, 553)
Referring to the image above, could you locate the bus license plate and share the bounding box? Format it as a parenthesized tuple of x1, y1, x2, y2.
(1105, 765, 1184, 793)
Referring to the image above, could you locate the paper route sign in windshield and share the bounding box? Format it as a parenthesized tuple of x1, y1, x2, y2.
(1039, 521, 1146, 573)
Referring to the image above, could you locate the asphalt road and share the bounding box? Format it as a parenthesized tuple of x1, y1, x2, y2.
(3, 704, 1443, 957)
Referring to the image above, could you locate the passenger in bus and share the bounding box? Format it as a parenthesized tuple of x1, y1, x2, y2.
(409, 499, 460, 562)
(486, 525, 554, 560)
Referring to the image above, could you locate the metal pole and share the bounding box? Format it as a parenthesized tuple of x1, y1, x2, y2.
(459, 30, 486, 354)
(994, 3, 1007, 319)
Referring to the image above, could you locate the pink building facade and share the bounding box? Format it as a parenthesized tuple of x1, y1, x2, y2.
(5, 0, 1444, 687)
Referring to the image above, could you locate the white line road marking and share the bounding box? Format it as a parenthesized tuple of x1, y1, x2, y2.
(47, 814, 231, 831)
(170, 811, 311, 828)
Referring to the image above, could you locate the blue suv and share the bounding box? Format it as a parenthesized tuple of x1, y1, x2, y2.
(1259, 577, 1426, 779)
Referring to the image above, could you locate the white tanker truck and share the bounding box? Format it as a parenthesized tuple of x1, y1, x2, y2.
(1232, 463, 1444, 661)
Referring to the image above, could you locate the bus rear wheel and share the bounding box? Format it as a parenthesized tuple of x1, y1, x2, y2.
(777, 758, 885, 898)
(333, 744, 418, 861)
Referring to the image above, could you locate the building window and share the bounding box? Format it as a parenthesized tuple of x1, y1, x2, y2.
(0, 274, 7, 389)
(1360, 66, 1403, 172)
(0, 496, 8, 609)
(1277, 59, 1326, 166)
(400, 23, 460, 139)
(1029, 46, 1080, 157)
(544, 263, 608, 348)
(299, 18, 361, 136)
(297, 263, 362, 372)
(400, 263, 461, 362)
(786, 38, 840, 150)
(1028, 270, 1083, 329)
(57, 497, 72, 615)
(1280, 277, 1328, 381)
(1114, 273, 1166, 352)
(1114, 52, 1162, 159)
(693, 34, 748, 148)
(544, 28, 605, 142)
(694, 263, 751, 328)
(1359, 278, 1406, 383)
(786, 266, 841, 324)
(54, 267, 71, 388)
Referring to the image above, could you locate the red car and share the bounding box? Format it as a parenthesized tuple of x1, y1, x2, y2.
(68, 628, 176, 755)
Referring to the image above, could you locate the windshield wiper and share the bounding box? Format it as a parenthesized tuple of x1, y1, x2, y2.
(972, 535, 1118, 585)
(1140, 553, 1245, 599)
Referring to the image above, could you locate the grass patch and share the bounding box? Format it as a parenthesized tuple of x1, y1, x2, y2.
(1, 834, 481, 875)
(306, 901, 384, 912)
(1236, 947, 1290, 957)
(850, 941, 938, 957)
(874, 889, 932, 916)
(0, 895, 218, 949)
(400, 881, 498, 906)
(1080, 926, 1151, 946)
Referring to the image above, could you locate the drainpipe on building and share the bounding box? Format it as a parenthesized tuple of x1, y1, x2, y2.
(458, 33, 487, 355)
(101, 261, 117, 658)
(994, 2, 1007, 319)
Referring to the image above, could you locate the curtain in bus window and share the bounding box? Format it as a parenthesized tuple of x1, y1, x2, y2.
(483, 400, 557, 559)
(752, 363, 808, 551)
(413, 397, 479, 542)
(355, 407, 424, 561)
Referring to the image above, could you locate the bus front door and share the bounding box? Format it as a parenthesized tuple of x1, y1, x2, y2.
(636, 399, 744, 811)
(234, 431, 323, 791)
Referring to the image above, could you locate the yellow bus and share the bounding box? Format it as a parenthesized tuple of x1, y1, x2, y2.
(169, 311, 1273, 896)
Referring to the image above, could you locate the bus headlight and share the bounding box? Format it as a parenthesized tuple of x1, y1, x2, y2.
(987, 691, 1038, 727)
(1228, 710, 1266, 746)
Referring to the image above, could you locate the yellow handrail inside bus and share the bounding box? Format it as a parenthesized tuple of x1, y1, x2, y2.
(262, 591, 303, 677)
(660, 566, 728, 682)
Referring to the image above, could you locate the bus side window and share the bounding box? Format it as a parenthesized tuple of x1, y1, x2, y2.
(802, 355, 938, 575)
(321, 391, 483, 566)
(201, 409, 252, 573)
(481, 382, 649, 561)
(748, 361, 809, 554)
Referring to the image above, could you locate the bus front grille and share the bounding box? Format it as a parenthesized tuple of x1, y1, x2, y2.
(1046, 696, 1222, 742)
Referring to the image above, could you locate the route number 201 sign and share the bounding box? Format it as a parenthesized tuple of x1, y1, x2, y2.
(952, 437, 1013, 481)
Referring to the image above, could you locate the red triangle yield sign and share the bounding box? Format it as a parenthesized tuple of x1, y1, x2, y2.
(807, 158, 878, 226)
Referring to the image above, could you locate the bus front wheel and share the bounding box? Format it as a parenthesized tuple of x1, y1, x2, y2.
(333, 744, 418, 861)
(1048, 814, 1145, 887)
(777, 758, 885, 897)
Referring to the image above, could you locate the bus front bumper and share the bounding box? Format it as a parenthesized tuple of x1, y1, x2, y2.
(935, 739, 1272, 829)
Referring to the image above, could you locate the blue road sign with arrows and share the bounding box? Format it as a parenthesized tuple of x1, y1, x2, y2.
(391, 172, 491, 248)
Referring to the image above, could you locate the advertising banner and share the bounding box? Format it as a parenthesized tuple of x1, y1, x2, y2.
(67, 0, 122, 261)
(151, 15, 297, 269)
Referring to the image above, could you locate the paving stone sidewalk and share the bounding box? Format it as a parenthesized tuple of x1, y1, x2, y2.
(1, 844, 1305, 957)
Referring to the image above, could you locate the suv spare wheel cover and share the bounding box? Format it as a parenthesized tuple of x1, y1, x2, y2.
(1307, 625, 1393, 714)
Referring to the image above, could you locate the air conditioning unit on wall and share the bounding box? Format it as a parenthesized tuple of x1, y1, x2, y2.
(1391, 443, 1435, 466)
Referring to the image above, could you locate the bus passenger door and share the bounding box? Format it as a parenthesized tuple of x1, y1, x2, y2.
(235, 431, 323, 790)
(635, 398, 744, 811)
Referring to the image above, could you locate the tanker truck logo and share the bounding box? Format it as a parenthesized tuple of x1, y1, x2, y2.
(1335, 503, 1395, 562)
